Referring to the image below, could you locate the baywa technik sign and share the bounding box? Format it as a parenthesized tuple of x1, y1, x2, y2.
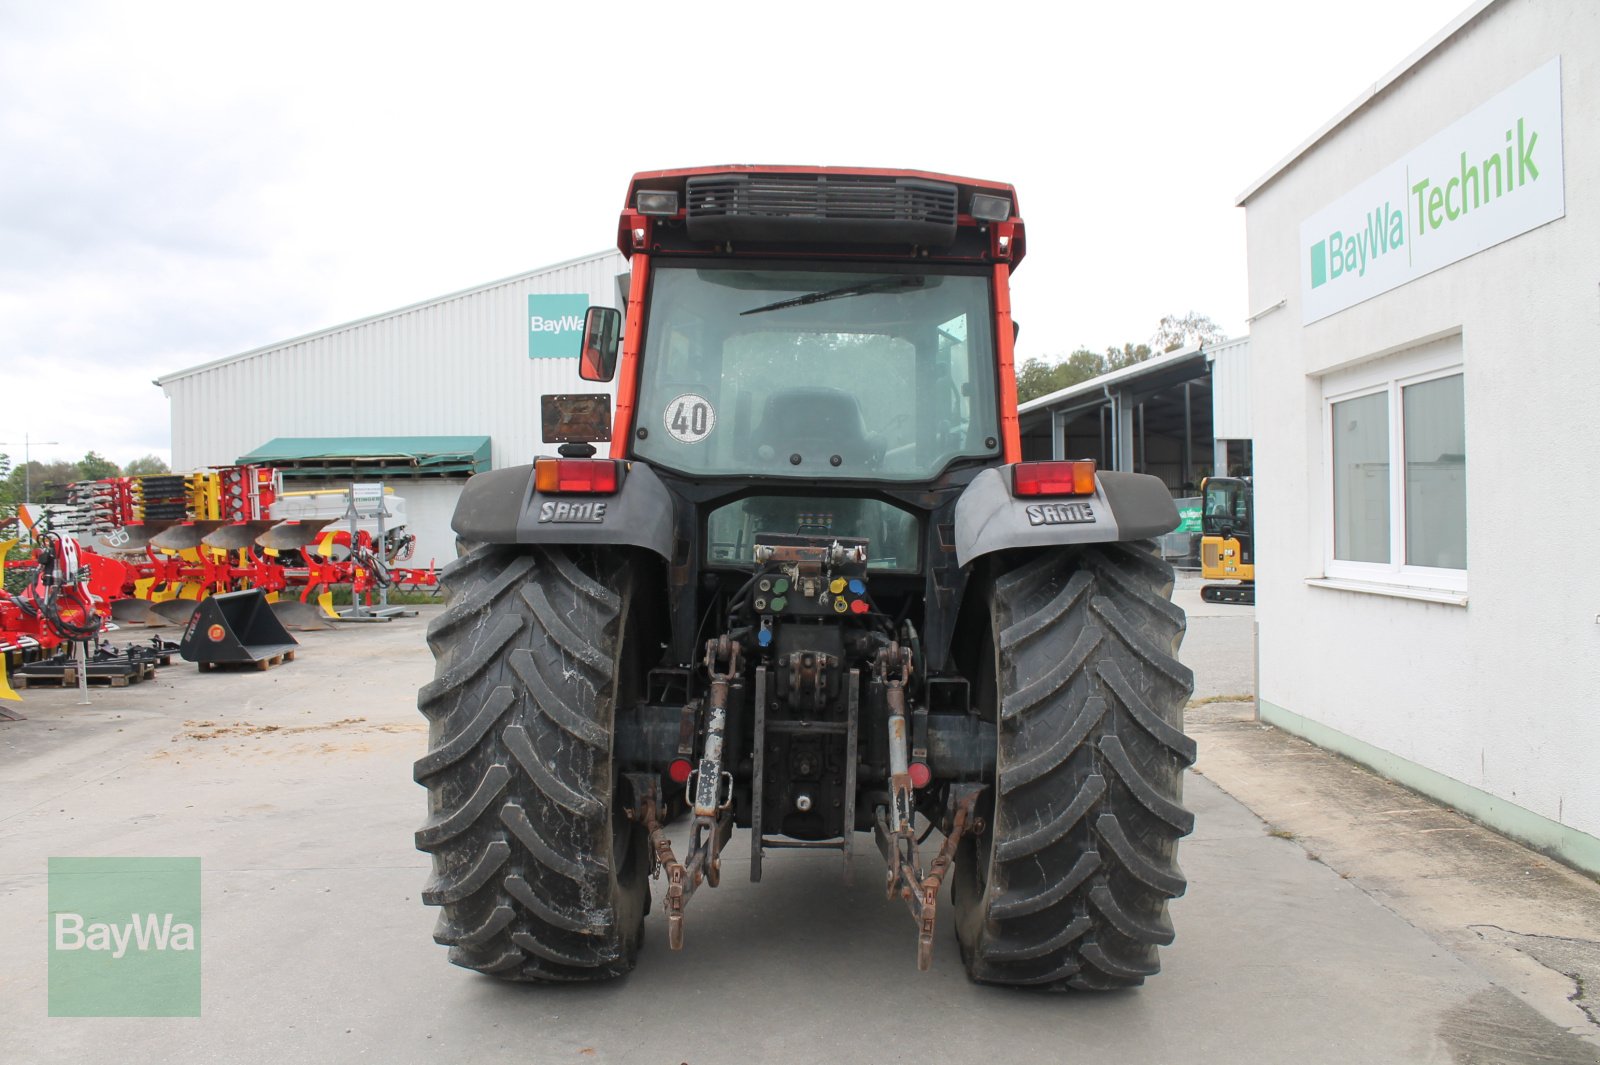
(528, 294, 589, 358)
(1300, 57, 1564, 325)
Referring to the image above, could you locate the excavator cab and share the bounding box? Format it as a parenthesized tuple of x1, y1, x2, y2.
(1200, 475, 1253, 604)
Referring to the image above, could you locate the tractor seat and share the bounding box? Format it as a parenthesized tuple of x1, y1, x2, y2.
(752, 387, 873, 463)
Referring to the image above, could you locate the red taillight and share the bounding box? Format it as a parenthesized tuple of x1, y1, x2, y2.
(668, 758, 693, 785)
(534, 458, 619, 494)
(1012, 460, 1097, 497)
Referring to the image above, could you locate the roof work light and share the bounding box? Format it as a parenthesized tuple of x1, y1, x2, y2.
(969, 192, 1012, 222)
(635, 190, 679, 216)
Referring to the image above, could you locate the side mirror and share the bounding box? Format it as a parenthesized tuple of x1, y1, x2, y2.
(578, 306, 622, 382)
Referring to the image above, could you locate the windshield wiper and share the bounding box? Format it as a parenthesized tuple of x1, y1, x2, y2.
(739, 276, 925, 316)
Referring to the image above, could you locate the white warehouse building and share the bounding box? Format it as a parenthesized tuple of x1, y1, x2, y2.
(1239, 0, 1598, 872)
(157, 250, 629, 566)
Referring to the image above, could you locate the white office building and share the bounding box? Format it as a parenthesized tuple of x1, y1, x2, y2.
(1238, 0, 1599, 872)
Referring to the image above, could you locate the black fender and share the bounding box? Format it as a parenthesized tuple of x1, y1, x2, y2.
(450, 460, 675, 561)
(953, 466, 1178, 567)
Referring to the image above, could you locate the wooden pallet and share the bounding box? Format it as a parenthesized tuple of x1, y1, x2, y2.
(12, 661, 157, 689)
(197, 649, 296, 673)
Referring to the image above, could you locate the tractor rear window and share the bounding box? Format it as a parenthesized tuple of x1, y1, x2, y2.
(706, 496, 918, 571)
(632, 262, 1000, 482)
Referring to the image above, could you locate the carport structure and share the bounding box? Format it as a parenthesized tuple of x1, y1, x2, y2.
(1018, 337, 1251, 493)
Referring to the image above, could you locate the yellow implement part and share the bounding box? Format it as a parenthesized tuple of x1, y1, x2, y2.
(0, 542, 18, 700)
(1, 541, 23, 698)
(187, 471, 222, 521)
(317, 590, 336, 617)
(316, 531, 338, 559)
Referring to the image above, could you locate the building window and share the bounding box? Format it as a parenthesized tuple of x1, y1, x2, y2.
(1322, 336, 1466, 591)
(1331, 390, 1390, 563)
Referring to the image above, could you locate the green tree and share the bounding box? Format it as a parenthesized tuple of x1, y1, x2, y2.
(1152, 311, 1225, 353)
(0, 454, 14, 520)
(1017, 347, 1127, 403)
(1016, 357, 1064, 403)
(124, 454, 171, 476)
(78, 451, 120, 480)
(1105, 342, 1154, 371)
(17, 460, 78, 504)
(1063, 348, 1109, 383)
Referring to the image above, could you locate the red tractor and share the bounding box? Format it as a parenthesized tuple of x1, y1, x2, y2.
(415, 167, 1195, 989)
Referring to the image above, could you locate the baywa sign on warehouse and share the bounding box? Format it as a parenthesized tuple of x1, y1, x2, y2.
(1299, 57, 1564, 325)
(528, 294, 589, 358)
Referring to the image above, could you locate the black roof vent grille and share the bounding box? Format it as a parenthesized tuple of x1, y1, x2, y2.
(685, 174, 958, 246)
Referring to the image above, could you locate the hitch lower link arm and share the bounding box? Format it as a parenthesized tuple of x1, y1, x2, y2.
(638, 637, 740, 951)
(874, 643, 985, 971)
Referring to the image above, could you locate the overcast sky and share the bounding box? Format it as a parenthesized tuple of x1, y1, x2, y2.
(1, 0, 1469, 470)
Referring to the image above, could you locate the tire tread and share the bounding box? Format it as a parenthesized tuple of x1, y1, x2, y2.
(414, 544, 646, 982)
(954, 541, 1195, 990)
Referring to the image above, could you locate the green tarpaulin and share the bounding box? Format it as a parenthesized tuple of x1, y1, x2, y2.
(238, 436, 490, 478)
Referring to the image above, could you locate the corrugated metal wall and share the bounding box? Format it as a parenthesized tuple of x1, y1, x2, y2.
(1208, 336, 1253, 440)
(161, 250, 630, 472)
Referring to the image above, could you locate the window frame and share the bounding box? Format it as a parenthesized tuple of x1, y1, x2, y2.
(1320, 339, 1467, 595)
(629, 258, 1002, 484)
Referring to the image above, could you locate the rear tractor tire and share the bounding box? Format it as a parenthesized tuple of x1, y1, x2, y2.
(953, 541, 1196, 989)
(415, 543, 650, 982)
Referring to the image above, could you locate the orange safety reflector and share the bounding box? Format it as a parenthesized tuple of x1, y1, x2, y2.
(1012, 460, 1097, 497)
(534, 458, 620, 494)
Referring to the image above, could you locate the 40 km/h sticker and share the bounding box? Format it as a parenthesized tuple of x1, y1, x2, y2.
(664, 394, 716, 444)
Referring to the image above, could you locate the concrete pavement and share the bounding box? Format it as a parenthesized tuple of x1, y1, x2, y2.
(0, 600, 1595, 1064)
